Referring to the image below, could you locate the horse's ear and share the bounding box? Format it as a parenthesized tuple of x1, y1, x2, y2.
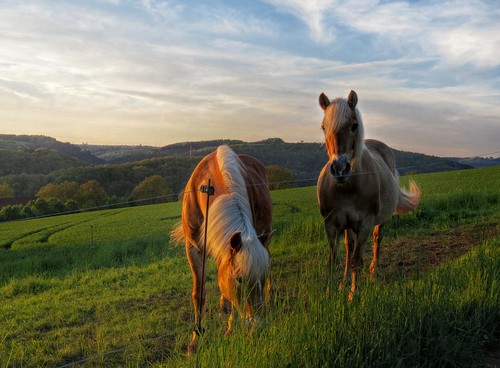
(319, 93, 330, 110)
(347, 90, 358, 110)
(258, 229, 276, 248)
(230, 232, 242, 253)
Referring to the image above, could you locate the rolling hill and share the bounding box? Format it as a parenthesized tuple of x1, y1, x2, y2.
(0, 134, 477, 199)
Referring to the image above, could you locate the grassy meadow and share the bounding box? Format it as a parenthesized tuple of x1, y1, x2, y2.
(0, 166, 499, 367)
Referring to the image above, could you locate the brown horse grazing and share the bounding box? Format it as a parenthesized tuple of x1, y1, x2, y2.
(317, 90, 421, 300)
(171, 145, 273, 354)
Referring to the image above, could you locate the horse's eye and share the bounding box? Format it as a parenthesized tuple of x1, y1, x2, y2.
(321, 125, 325, 132)
(351, 123, 358, 133)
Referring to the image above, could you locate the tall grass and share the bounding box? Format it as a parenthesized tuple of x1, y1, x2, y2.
(185, 167, 500, 368)
(392, 167, 499, 235)
(0, 167, 499, 367)
(190, 238, 499, 368)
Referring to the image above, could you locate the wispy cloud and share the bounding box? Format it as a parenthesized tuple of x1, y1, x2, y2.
(0, 0, 498, 156)
(264, 0, 335, 43)
(269, 0, 500, 69)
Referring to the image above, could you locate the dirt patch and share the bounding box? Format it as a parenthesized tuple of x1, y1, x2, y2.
(378, 221, 499, 278)
(377, 221, 500, 367)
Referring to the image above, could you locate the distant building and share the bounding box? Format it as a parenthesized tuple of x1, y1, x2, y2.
(0, 197, 37, 209)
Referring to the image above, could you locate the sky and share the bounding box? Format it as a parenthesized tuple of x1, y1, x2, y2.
(0, 0, 499, 157)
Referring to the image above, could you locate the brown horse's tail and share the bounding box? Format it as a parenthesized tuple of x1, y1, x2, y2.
(396, 180, 421, 215)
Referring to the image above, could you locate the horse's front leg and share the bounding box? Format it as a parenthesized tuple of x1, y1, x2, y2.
(324, 217, 341, 271)
(222, 302, 256, 336)
(324, 217, 341, 295)
(219, 294, 231, 318)
(340, 229, 355, 290)
(185, 243, 206, 355)
(220, 294, 236, 336)
(349, 223, 372, 302)
(225, 309, 235, 336)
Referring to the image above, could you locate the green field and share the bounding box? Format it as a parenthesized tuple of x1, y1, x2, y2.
(1, 167, 499, 367)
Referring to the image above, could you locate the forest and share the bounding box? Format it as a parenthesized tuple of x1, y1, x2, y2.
(0, 134, 476, 221)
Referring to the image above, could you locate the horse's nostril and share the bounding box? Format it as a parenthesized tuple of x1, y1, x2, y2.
(345, 162, 351, 174)
(330, 163, 338, 176)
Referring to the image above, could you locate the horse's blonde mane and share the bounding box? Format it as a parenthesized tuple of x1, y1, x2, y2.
(324, 97, 366, 171)
(202, 145, 269, 281)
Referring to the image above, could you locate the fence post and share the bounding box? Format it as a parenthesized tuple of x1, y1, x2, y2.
(198, 179, 215, 335)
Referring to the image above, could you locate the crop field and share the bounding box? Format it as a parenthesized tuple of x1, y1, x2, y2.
(0, 167, 499, 367)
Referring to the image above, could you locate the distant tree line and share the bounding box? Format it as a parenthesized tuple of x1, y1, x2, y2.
(0, 163, 295, 221)
(1, 135, 471, 222)
(0, 175, 174, 221)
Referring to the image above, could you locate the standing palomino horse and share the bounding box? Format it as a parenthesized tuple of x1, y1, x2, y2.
(171, 145, 273, 354)
(317, 90, 421, 300)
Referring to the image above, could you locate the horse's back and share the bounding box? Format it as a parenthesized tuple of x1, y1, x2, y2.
(176, 150, 223, 246)
(365, 139, 396, 174)
(364, 139, 402, 221)
(177, 149, 271, 247)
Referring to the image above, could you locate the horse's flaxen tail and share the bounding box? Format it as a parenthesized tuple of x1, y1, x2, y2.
(396, 180, 421, 215)
(170, 222, 185, 245)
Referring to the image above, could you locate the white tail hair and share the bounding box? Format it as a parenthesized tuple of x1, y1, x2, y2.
(396, 179, 421, 215)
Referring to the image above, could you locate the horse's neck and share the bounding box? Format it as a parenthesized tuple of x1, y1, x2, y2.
(350, 144, 368, 174)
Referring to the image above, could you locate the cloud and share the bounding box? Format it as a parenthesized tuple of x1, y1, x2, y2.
(140, 0, 183, 21)
(434, 24, 500, 69)
(268, 0, 500, 70)
(0, 0, 498, 156)
(264, 0, 335, 43)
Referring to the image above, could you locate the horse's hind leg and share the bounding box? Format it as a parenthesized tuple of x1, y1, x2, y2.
(369, 224, 384, 280)
(185, 243, 205, 355)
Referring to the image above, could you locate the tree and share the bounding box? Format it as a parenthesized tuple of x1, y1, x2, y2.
(0, 205, 23, 221)
(37, 183, 57, 199)
(37, 181, 79, 202)
(57, 181, 80, 202)
(31, 198, 50, 216)
(47, 198, 66, 214)
(266, 165, 295, 190)
(76, 180, 107, 208)
(131, 175, 172, 204)
(65, 199, 79, 212)
(0, 183, 14, 198)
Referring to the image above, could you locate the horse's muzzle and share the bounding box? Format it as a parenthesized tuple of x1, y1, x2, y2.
(330, 156, 351, 183)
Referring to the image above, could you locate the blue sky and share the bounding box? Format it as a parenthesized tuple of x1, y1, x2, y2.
(0, 0, 499, 157)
